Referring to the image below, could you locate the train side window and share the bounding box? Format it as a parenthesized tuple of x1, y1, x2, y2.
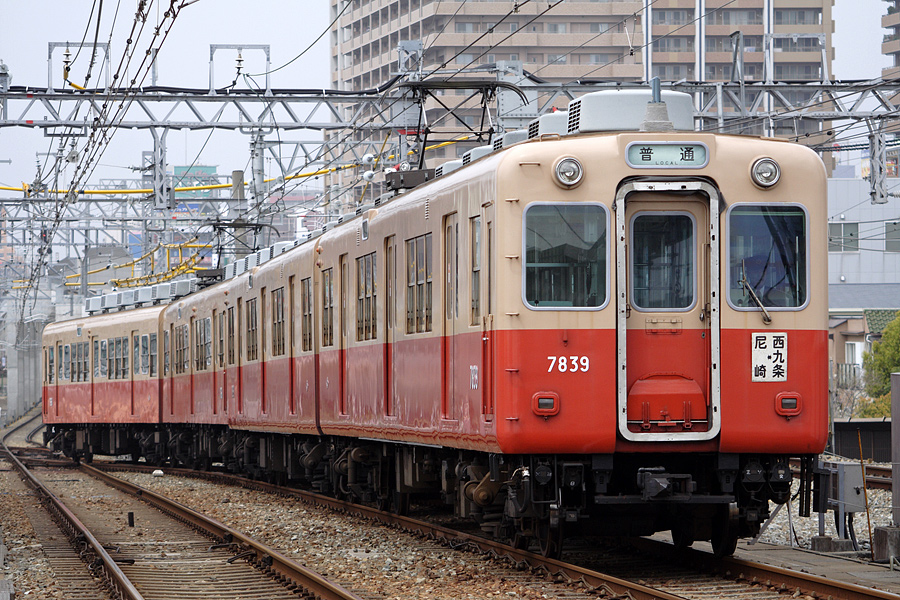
(93, 340, 99, 378)
(141, 334, 150, 375)
(227, 307, 235, 364)
(322, 269, 334, 347)
(356, 252, 377, 341)
(204, 318, 212, 368)
(57, 346, 63, 382)
(216, 312, 224, 368)
(301, 277, 313, 352)
(728, 205, 807, 309)
(163, 329, 170, 376)
(149, 334, 157, 377)
(406, 233, 433, 333)
(64, 344, 71, 380)
(386, 237, 395, 332)
(471, 217, 481, 324)
(134, 334, 141, 377)
(74, 343, 81, 382)
(48, 347, 55, 384)
(182, 326, 190, 373)
(174, 328, 182, 375)
(524, 203, 607, 309)
(192, 319, 200, 371)
(113, 338, 121, 379)
(272, 287, 285, 355)
(123, 336, 129, 378)
(246, 298, 259, 361)
(100, 340, 108, 378)
(107, 339, 115, 379)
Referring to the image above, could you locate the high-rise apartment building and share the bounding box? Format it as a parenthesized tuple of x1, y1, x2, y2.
(331, 0, 833, 90)
(884, 0, 900, 79)
(328, 0, 833, 187)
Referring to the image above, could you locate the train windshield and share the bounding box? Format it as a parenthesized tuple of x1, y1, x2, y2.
(729, 206, 807, 308)
(524, 203, 606, 309)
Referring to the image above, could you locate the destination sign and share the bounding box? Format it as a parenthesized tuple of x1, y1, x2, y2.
(625, 143, 709, 169)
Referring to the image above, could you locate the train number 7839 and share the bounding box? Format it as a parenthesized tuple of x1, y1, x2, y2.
(547, 356, 590, 373)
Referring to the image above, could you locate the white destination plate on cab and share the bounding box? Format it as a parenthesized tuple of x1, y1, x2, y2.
(625, 142, 709, 169)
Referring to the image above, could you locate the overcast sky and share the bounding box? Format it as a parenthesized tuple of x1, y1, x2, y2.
(0, 0, 891, 190)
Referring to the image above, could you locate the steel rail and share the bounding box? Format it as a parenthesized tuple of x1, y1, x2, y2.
(94, 464, 689, 600)
(97, 462, 899, 600)
(0, 435, 145, 600)
(80, 464, 365, 600)
(630, 538, 900, 600)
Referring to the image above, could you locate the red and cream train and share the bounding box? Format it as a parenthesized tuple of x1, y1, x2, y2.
(42, 90, 828, 557)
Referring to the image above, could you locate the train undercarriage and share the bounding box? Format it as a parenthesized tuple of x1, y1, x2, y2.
(45, 423, 817, 558)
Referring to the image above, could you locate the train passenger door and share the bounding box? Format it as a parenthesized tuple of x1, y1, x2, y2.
(385, 236, 397, 416)
(340, 254, 349, 415)
(215, 310, 224, 416)
(615, 181, 720, 442)
(443, 213, 459, 421)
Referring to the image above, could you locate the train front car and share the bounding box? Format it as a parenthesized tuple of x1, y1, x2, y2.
(41, 306, 166, 462)
(489, 91, 828, 557)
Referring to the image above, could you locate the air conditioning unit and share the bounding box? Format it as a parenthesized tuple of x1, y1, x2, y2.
(85, 297, 102, 314)
(153, 283, 172, 301)
(136, 287, 153, 304)
(120, 290, 135, 306)
(566, 90, 694, 133)
(257, 247, 272, 263)
(171, 280, 191, 297)
(493, 129, 528, 150)
(272, 241, 293, 256)
(436, 159, 463, 177)
(527, 111, 568, 139)
(462, 145, 494, 165)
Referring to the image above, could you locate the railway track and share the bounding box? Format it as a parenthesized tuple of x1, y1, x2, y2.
(1, 435, 367, 599)
(96, 462, 900, 600)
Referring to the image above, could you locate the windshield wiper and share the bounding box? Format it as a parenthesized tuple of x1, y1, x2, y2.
(740, 259, 772, 324)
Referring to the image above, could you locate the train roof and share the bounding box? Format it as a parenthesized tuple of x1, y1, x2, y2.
(79, 88, 814, 320)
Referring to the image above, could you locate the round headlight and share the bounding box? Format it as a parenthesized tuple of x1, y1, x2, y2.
(554, 157, 584, 188)
(751, 157, 780, 188)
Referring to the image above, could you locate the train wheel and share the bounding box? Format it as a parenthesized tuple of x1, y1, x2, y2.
(535, 517, 564, 560)
(510, 520, 533, 551)
(392, 491, 411, 516)
(711, 504, 739, 557)
(671, 527, 694, 550)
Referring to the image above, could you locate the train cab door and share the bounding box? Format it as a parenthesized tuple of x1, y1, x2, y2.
(615, 181, 720, 442)
(442, 213, 459, 421)
(477, 207, 494, 421)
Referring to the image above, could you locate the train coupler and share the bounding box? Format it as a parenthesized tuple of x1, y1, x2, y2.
(636, 467, 696, 501)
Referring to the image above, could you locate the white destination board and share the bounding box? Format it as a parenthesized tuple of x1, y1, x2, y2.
(751, 332, 787, 382)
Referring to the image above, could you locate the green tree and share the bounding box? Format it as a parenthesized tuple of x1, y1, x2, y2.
(854, 393, 892, 418)
(862, 313, 900, 397)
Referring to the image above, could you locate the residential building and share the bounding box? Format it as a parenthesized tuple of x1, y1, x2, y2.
(327, 0, 834, 199)
(884, 0, 900, 79)
(330, 0, 833, 91)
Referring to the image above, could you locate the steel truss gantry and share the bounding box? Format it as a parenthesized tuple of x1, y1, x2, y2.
(3, 46, 900, 305)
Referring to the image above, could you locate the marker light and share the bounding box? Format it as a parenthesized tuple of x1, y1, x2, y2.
(751, 157, 781, 188)
(554, 157, 584, 188)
